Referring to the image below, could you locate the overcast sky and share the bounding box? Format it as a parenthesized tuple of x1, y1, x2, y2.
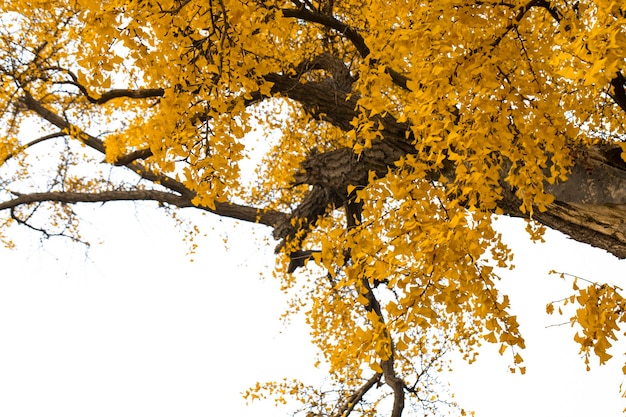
(0, 201, 624, 417)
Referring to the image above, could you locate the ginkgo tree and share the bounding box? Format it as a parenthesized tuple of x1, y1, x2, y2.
(0, 0, 625, 415)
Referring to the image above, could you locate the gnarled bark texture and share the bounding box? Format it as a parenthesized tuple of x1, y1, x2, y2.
(265, 69, 626, 259)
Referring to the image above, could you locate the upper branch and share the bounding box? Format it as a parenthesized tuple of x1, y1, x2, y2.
(20, 92, 106, 154)
(61, 68, 165, 104)
(280, 7, 411, 91)
(281, 7, 370, 57)
(19, 92, 193, 197)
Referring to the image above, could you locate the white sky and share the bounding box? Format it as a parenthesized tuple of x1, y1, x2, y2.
(0, 202, 625, 417)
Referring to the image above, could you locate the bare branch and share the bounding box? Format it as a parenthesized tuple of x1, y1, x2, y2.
(0, 190, 287, 228)
(211, 200, 287, 227)
(19, 92, 106, 154)
(21, 131, 66, 150)
(2, 131, 67, 163)
(0, 190, 193, 210)
(9, 204, 88, 246)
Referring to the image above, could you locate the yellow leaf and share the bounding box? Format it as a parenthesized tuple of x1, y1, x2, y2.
(369, 361, 383, 374)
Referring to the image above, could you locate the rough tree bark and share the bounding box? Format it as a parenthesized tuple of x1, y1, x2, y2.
(259, 6, 626, 259)
(264, 66, 626, 260)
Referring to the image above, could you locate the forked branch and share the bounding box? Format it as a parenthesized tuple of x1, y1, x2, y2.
(14, 94, 287, 228)
(360, 277, 405, 417)
(337, 373, 382, 417)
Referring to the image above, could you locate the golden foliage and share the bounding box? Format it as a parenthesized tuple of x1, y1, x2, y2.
(0, 0, 624, 415)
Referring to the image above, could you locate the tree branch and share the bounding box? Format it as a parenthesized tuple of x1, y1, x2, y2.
(609, 72, 626, 113)
(281, 7, 370, 58)
(19, 92, 194, 196)
(16, 94, 287, 228)
(113, 148, 154, 166)
(61, 68, 165, 104)
(19, 92, 106, 153)
(2, 131, 67, 163)
(0, 190, 193, 210)
(337, 373, 382, 417)
(490, 0, 544, 48)
(88, 88, 165, 105)
(359, 277, 405, 417)
(280, 8, 412, 91)
(10, 204, 89, 245)
(0, 190, 287, 228)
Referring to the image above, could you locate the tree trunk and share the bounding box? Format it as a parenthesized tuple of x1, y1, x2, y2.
(535, 143, 626, 258)
(266, 71, 626, 259)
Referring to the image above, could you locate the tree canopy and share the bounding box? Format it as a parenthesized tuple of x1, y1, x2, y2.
(0, 0, 625, 415)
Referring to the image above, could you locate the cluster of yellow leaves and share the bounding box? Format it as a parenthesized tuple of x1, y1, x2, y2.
(0, 0, 622, 217)
(547, 273, 626, 372)
(0, 0, 319, 210)
(315, 169, 526, 370)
